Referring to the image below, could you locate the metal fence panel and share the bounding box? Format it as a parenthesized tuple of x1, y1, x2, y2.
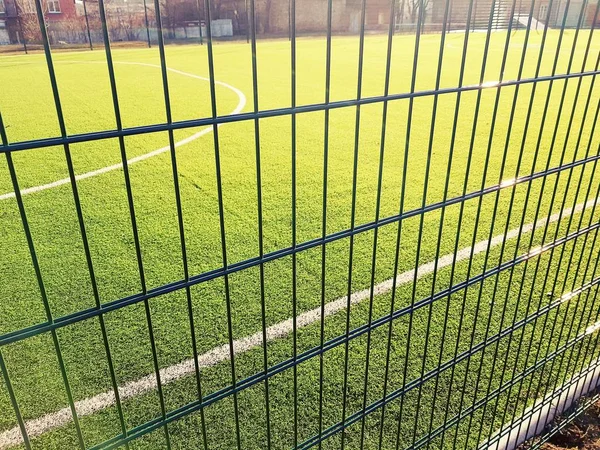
(1, 0, 600, 448)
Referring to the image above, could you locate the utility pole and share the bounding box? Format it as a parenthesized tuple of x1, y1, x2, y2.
(143, 0, 151, 46)
(15, 0, 28, 53)
(82, 0, 93, 49)
(195, 0, 202, 44)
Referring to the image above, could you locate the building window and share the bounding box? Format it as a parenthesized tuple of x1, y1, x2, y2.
(48, 0, 61, 13)
(0, 0, 6, 14)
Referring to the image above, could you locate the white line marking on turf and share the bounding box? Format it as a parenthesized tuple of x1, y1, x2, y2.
(1, 196, 598, 448)
(446, 42, 543, 49)
(0, 61, 246, 201)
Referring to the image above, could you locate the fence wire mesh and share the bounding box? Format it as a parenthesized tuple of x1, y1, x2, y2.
(0, 0, 600, 449)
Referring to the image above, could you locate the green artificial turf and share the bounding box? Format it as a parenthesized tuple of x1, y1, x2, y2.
(1, 29, 600, 449)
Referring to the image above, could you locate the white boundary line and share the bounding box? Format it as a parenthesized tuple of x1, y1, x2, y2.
(445, 42, 543, 49)
(0, 61, 247, 201)
(1, 196, 598, 448)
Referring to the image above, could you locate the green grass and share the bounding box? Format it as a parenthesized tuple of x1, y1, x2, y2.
(1, 30, 600, 449)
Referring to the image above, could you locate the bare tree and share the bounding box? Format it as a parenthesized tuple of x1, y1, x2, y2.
(158, 0, 176, 37)
(209, 0, 224, 19)
(103, 0, 145, 41)
(121, 8, 143, 39)
(104, 4, 122, 39)
(404, 0, 431, 25)
(15, 0, 46, 43)
(61, 13, 89, 42)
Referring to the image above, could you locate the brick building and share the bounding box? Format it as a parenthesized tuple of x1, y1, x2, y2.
(249, 0, 392, 34)
(0, 0, 80, 44)
(1, 0, 599, 45)
(0, 0, 16, 43)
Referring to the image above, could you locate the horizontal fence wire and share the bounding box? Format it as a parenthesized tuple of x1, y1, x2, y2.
(0, 70, 598, 155)
(1, 0, 600, 448)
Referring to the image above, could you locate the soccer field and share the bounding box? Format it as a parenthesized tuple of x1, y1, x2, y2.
(1, 29, 600, 449)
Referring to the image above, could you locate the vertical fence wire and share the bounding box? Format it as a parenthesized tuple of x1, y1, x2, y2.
(374, 0, 400, 446)
(203, 0, 243, 447)
(0, 113, 32, 450)
(393, 0, 427, 445)
(339, 0, 368, 447)
(247, 0, 273, 446)
(290, 0, 299, 448)
(317, 1, 333, 448)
